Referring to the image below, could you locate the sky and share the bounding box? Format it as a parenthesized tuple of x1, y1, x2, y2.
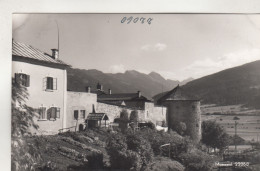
(12, 14, 260, 81)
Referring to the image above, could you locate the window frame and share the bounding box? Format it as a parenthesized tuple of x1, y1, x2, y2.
(38, 106, 47, 121)
(15, 73, 30, 87)
(80, 110, 86, 119)
(43, 76, 57, 91)
(46, 107, 60, 121)
(74, 110, 79, 120)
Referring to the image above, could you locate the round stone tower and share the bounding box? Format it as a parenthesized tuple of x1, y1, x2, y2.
(157, 85, 201, 143)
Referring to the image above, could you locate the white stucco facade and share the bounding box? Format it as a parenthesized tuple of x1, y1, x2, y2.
(66, 91, 97, 131)
(12, 61, 67, 134)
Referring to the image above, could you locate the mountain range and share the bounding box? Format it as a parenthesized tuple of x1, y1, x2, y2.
(154, 60, 260, 109)
(67, 68, 193, 99)
(68, 60, 260, 109)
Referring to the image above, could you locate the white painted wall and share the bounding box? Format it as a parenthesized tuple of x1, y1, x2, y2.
(66, 91, 97, 131)
(12, 61, 67, 134)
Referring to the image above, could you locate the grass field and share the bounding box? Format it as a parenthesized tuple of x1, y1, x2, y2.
(201, 104, 260, 141)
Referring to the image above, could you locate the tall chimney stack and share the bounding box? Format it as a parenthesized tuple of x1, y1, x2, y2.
(137, 91, 141, 98)
(108, 89, 112, 95)
(97, 82, 103, 91)
(86, 86, 91, 93)
(51, 49, 59, 60)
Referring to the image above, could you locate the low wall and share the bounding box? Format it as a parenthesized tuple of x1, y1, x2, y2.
(96, 102, 166, 125)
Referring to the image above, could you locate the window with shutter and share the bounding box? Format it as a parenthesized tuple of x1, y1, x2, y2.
(80, 110, 86, 119)
(47, 77, 53, 90)
(74, 110, 79, 120)
(47, 109, 51, 120)
(51, 107, 56, 119)
(46, 107, 60, 120)
(38, 107, 46, 119)
(44, 77, 57, 91)
(56, 108, 60, 118)
(15, 73, 30, 87)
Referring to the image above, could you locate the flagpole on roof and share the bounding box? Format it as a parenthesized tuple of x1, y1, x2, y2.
(55, 20, 59, 58)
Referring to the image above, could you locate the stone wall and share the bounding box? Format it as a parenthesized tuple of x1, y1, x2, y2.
(96, 102, 132, 123)
(144, 102, 167, 125)
(96, 101, 166, 125)
(164, 100, 201, 143)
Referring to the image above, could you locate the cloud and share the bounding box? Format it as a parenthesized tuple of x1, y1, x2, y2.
(109, 64, 126, 73)
(158, 48, 260, 81)
(182, 48, 260, 79)
(141, 43, 167, 51)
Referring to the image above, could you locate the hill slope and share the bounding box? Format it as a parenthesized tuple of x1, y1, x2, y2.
(67, 68, 191, 98)
(155, 60, 260, 109)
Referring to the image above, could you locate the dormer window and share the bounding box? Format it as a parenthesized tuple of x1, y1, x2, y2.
(15, 73, 30, 87)
(43, 77, 57, 91)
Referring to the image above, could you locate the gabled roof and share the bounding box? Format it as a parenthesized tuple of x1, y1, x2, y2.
(97, 93, 151, 102)
(87, 113, 109, 120)
(12, 41, 69, 66)
(157, 85, 199, 102)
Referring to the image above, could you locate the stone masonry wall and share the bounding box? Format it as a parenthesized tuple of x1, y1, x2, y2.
(165, 100, 201, 143)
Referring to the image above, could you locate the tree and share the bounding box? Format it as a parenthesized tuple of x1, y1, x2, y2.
(106, 132, 154, 171)
(176, 122, 186, 136)
(202, 120, 230, 153)
(119, 109, 129, 132)
(106, 133, 142, 170)
(12, 78, 41, 171)
(129, 110, 139, 129)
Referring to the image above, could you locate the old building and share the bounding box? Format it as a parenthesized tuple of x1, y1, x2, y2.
(12, 41, 167, 134)
(157, 85, 201, 143)
(12, 41, 69, 134)
(66, 91, 97, 132)
(93, 83, 167, 125)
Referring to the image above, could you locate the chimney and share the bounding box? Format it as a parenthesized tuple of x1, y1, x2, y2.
(86, 86, 91, 93)
(51, 49, 59, 60)
(137, 91, 141, 98)
(108, 89, 112, 95)
(92, 104, 96, 113)
(97, 82, 103, 91)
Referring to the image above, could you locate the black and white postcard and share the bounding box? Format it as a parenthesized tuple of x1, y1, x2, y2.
(11, 13, 260, 171)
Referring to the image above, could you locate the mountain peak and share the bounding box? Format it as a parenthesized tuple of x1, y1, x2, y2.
(149, 71, 166, 82)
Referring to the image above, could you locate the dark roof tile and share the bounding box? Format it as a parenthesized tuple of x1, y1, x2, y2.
(12, 41, 68, 66)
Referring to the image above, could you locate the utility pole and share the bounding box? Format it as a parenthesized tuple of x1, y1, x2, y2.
(234, 121, 238, 152)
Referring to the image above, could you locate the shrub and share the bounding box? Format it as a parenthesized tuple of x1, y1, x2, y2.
(119, 109, 129, 132)
(130, 110, 139, 129)
(145, 157, 185, 171)
(126, 133, 154, 168)
(58, 146, 87, 162)
(37, 161, 57, 171)
(176, 122, 187, 136)
(146, 121, 156, 130)
(135, 128, 189, 157)
(202, 120, 230, 152)
(86, 151, 103, 169)
(106, 132, 153, 170)
(178, 150, 215, 171)
(12, 78, 41, 171)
